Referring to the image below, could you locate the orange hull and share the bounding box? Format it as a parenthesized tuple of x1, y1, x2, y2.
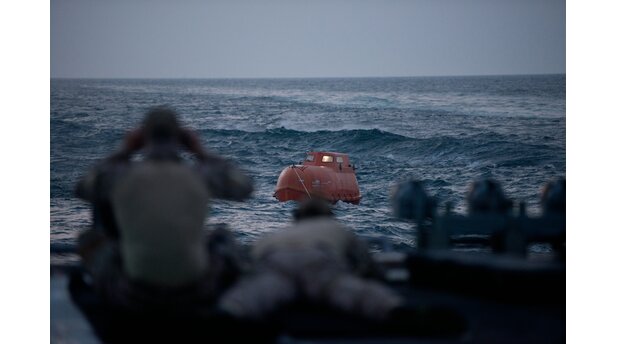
(274, 152, 361, 204)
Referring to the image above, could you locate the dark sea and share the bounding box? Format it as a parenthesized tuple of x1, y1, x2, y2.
(51, 75, 565, 251)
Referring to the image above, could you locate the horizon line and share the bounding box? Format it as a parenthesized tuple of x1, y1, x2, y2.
(50, 72, 565, 80)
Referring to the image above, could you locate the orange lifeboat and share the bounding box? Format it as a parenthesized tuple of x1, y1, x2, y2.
(274, 152, 361, 204)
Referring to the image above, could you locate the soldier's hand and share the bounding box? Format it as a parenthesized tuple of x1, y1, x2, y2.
(123, 128, 145, 153)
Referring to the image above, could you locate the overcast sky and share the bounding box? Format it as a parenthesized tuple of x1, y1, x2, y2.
(51, 0, 565, 78)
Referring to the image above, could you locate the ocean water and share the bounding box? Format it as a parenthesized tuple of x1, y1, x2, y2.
(51, 75, 565, 250)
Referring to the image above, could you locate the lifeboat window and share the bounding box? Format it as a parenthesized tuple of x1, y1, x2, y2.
(336, 157, 344, 163)
(305, 154, 315, 162)
(322, 155, 333, 163)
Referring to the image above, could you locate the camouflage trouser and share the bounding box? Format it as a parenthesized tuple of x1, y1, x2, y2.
(77, 227, 244, 314)
(219, 248, 403, 320)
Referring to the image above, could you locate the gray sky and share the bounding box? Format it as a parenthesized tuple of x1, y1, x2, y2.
(51, 0, 565, 78)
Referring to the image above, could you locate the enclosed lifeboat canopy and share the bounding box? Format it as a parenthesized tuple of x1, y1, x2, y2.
(274, 152, 361, 204)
